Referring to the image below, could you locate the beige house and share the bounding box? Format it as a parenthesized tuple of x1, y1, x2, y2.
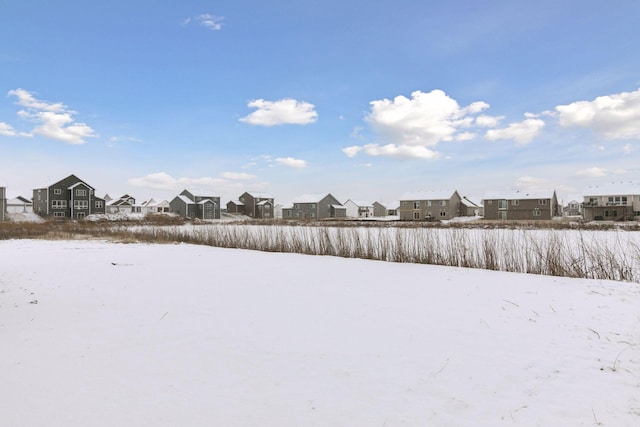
(399, 190, 464, 221)
(482, 190, 560, 220)
(582, 183, 640, 221)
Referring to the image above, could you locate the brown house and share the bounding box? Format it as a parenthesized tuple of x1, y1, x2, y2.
(398, 190, 465, 221)
(482, 190, 560, 220)
(281, 193, 346, 219)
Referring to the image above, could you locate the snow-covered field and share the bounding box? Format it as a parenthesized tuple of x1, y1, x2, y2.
(1, 239, 639, 426)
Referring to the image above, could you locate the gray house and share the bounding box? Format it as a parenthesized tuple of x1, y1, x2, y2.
(170, 189, 220, 219)
(238, 191, 274, 219)
(373, 201, 399, 217)
(582, 183, 640, 221)
(281, 193, 346, 219)
(482, 190, 560, 220)
(33, 174, 106, 219)
(0, 186, 6, 221)
(399, 190, 464, 221)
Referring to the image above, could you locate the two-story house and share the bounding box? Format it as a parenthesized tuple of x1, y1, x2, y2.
(106, 194, 141, 214)
(482, 190, 560, 220)
(32, 174, 106, 219)
(281, 193, 346, 219)
(399, 190, 464, 221)
(343, 200, 375, 219)
(582, 183, 640, 221)
(170, 189, 220, 220)
(238, 192, 274, 219)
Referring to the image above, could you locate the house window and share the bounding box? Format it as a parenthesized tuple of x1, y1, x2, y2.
(499, 211, 507, 220)
(77, 212, 86, 219)
(413, 202, 420, 209)
(286, 211, 292, 217)
(427, 201, 432, 207)
(74, 200, 89, 210)
(538, 199, 547, 205)
(487, 200, 493, 205)
(439, 200, 446, 206)
(53, 189, 62, 195)
(413, 212, 420, 220)
(310, 212, 315, 218)
(76, 189, 87, 197)
(533, 210, 541, 216)
(53, 212, 65, 217)
(498, 200, 507, 209)
(95, 201, 104, 208)
(511, 200, 519, 206)
(439, 210, 447, 217)
(52, 200, 67, 209)
(426, 211, 432, 218)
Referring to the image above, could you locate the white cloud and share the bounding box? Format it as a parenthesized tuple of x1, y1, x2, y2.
(475, 115, 504, 127)
(575, 167, 608, 177)
(183, 13, 224, 31)
(484, 118, 545, 145)
(455, 131, 476, 141)
(366, 89, 490, 148)
(0, 122, 16, 136)
(622, 143, 635, 154)
(220, 171, 256, 180)
(555, 88, 640, 140)
(274, 157, 308, 168)
(343, 143, 439, 160)
(239, 98, 318, 126)
(7, 88, 96, 144)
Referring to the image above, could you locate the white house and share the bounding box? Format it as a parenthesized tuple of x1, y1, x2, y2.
(343, 199, 375, 218)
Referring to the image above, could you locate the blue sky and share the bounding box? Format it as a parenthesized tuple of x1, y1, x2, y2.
(1, 0, 639, 204)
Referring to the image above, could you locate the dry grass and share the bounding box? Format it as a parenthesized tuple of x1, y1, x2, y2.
(2, 218, 640, 282)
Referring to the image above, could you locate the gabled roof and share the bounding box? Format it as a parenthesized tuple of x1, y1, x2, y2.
(228, 200, 245, 206)
(7, 197, 33, 206)
(68, 181, 93, 190)
(582, 181, 640, 197)
(256, 200, 272, 206)
(291, 193, 330, 203)
(400, 190, 458, 201)
(244, 191, 273, 199)
(460, 197, 481, 208)
(176, 195, 194, 205)
(483, 190, 556, 200)
(345, 199, 373, 207)
(197, 199, 216, 205)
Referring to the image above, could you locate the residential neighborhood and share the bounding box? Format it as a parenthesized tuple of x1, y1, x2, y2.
(2, 175, 640, 223)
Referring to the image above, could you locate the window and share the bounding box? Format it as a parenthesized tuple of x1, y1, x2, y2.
(413, 212, 420, 220)
(52, 200, 67, 209)
(538, 199, 547, 205)
(427, 200, 432, 207)
(413, 202, 420, 209)
(310, 204, 315, 208)
(533, 210, 541, 216)
(95, 201, 104, 208)
(77, 212, 86, 219)
(511, 200, 519, 206)
(426, 211, 432, 218)
(439, 210, 447, 217)
(487, 200, 493, 205)
(53, 189, 62, 195)
(53, 212, 65, 217)
(439, 200, 446, 206)
(499, 211, 507, 220)
(76, 189, 87, 197)
(498, 200, 507, 209)
(74, 200, 89, 210)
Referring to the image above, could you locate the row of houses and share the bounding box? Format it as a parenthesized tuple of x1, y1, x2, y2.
(1, 174, 640, 222)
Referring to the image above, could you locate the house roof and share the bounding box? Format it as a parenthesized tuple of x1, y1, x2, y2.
(228, 200, 245, 206)
(197, 199, 216, 205)
(460, 197, 481, 208)
(245, 191, 273, 199)
(177, 195, 194, 205)
(483, 190, 555, 200)
(68, 181, 93, 190)
(291, 193, 330, 203)
(582, 182, 640, 197)
(400, 190, 457, 201)
(256, 200, 272, 206)
(345, 199, 373, 207)
(7, 197, 33, 206)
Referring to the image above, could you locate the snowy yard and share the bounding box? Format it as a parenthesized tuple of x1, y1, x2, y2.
(1, 239, 639, 426)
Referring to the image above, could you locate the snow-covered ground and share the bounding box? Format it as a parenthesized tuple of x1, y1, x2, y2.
(1, 239, 639, 426)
